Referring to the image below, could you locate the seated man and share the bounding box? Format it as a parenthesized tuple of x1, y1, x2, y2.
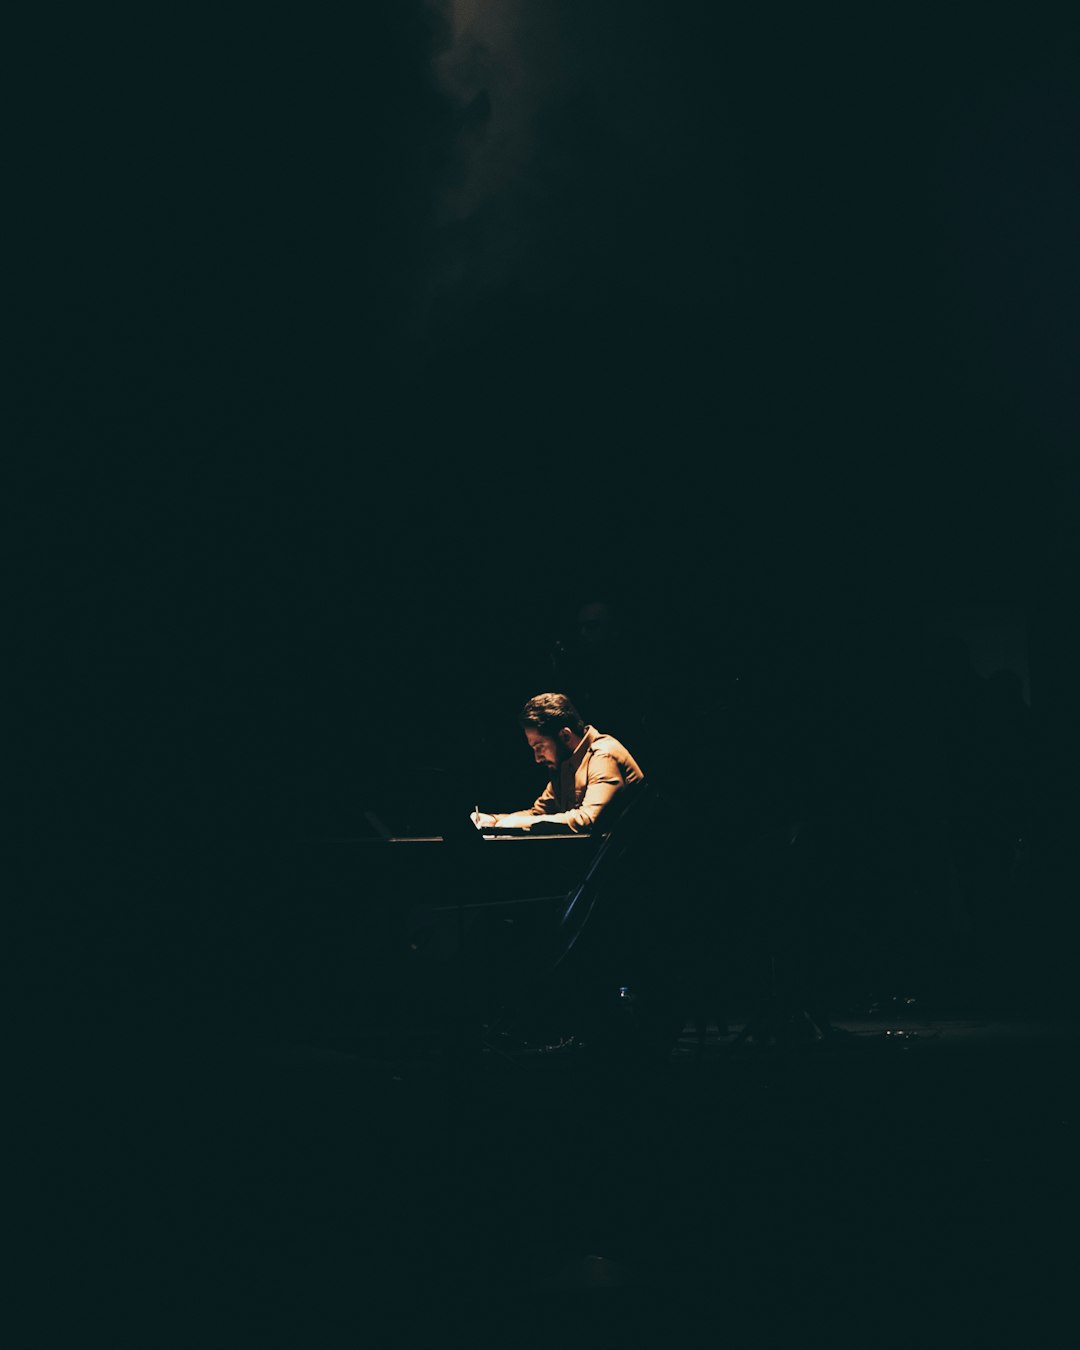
(473, 692, 645, 834)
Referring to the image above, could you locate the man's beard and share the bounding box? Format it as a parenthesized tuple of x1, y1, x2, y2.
(545, 742, 570, 782)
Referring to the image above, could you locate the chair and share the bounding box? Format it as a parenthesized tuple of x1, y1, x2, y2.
(491, 780, 672, 1055)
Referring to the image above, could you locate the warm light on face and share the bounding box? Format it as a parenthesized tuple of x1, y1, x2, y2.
(524, 728, 560, 769)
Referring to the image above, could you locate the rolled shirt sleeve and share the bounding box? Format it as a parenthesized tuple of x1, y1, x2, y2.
(494, 752, 626, 834)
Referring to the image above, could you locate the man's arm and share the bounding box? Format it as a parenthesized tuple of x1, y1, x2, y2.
(493, 754, 626, 834)
(482, 777, 557, 828)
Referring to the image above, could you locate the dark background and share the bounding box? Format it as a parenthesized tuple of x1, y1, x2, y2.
(18, 4, 1080, 1001)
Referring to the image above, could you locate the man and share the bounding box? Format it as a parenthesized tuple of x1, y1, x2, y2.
(473, 692, 645, 834)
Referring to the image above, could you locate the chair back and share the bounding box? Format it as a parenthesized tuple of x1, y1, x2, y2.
(548, 778, 659, 974)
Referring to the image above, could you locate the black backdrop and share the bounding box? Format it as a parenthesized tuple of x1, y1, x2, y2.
(17, 4, 1080, 870)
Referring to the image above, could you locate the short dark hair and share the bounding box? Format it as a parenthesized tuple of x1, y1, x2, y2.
(519, 692, 585, 739)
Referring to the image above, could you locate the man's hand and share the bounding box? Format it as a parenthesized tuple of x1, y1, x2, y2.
(471, 811, 499, 829)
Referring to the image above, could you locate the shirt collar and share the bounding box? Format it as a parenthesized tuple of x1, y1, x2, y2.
(568, 724, 599, 771)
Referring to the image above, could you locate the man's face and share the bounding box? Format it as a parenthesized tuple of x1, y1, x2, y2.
(524, 727, 570, 775)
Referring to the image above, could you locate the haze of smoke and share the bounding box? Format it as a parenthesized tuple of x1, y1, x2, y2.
(417, 0, 743, 333)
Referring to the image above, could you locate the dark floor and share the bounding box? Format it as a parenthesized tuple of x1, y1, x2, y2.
(41, 997, 1080, 1342)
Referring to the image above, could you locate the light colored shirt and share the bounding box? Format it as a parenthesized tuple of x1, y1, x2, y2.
(492, 725, 645, 834)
